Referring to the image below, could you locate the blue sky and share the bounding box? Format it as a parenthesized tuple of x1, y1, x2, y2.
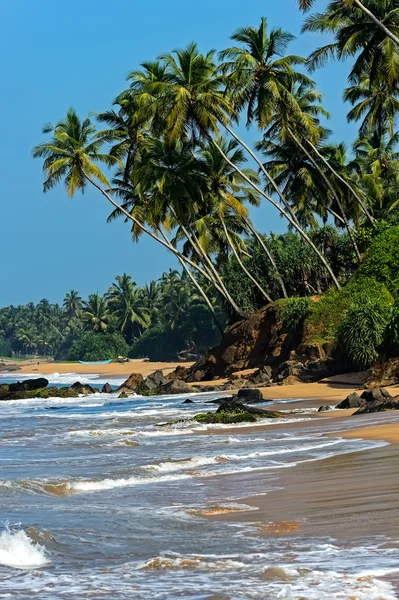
(1, 0, 356, 305)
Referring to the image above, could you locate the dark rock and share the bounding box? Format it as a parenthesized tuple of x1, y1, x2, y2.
(200, 385, 223, 392)
(158, 379, 194, 395)
(237, 388, 264, 403)
(9, 378, 49, 392)
(117, 372, 144, 394)
(354, 395, 399, 415)
(118, 392, 128, 399)
(183, 399, 195, 404)
(336, 392, 363, 410)
(166, 365, 188, 381)
(361, 389, 392, 403)
(102, 383, 113, 394)
(146, 370, 168, 388)
(70, 382, 97, 395)
(318, 405, 333, 412)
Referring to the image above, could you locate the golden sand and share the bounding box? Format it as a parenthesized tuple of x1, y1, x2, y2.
(17, 360, 193, 378)
(341, 423, 399, 444)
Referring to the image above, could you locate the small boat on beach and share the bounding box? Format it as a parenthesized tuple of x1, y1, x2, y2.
(78, 360, 113, 365)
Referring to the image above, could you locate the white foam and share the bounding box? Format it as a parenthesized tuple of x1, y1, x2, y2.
(0, 527, 48, 569)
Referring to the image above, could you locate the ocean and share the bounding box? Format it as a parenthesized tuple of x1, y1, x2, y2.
(0, 371, 398, 599)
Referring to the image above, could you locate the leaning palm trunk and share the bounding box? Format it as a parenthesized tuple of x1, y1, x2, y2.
(158, 229, 225, 334)
(225, 125, 300, 226)
(213, 140, 341, 289)
(242, 217, 288, 298)
(288, 129, 362, 262)
(220, 217, 273, 303)
(85, 175, 241, 313)
(352, 0, 399, 47)
(303, 137, 376, 228)
(179, 220, 244, 315)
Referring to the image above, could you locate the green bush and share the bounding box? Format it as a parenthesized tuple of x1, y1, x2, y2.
(282, 298, 311, 332)
(303, 278, 393, 347)
(0, 337, 12, 358)
(357, 226, 399, 296)
(386, 301, 399, 352)
(129, 323, 183, 361)
(338, 298, 391, 369)
(68, 332, 129, 362)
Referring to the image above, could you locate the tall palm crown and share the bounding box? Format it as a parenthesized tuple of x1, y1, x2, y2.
(126, 43, 232, 142)
(82, 294, 109, 332)
(107, 274, 150, 341)
(344, 75, 399, 137)
(220, 17, 313, 129)
(63, 290, 83, 321)
(32, 108, 118, 196)
(303, 0, 399, 86)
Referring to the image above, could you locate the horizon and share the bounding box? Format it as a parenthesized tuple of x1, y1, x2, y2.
(1, 0, 355, 306)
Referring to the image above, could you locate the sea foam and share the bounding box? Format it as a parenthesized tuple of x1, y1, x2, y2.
(0, 526, 48, 569)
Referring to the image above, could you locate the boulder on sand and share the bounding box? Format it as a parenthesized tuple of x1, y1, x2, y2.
(336, 392, 363, 410)
(361, 388, 392, 403)
(354, 395, 399, 415)
(318, 405, 333, 412)
(237, 388, 265, 404)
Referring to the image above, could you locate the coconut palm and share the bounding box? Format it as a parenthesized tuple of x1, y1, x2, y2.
(82, 294, 109, 332)
(299, 0, 399, 48)
(63, 290, 83, 321)
(106, 274, 151, 342)
(220, 18, 313, 129)
(303, 1, 399, 84)
(127, 40, 341, 288)
(344, 75, 399, 137)
(354, 129, 399, 217)
(33, 109, 234, 306)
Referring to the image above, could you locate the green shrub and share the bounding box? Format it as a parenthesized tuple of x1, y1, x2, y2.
(303, 278, 393, 347)
(68, 332, 129, 362)
(338, 298, 391, 369)
(0, 337, 12, 358)
(386, 301, 399, 352)
(282, 298, 311, 332)
(129, 323, 183, 361)
(357, 226, 399, 295)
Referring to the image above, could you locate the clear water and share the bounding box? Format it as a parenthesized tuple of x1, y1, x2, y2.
(0, 373, 398, 599)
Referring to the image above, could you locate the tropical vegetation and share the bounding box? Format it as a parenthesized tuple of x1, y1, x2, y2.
(27, 4, 399, 370)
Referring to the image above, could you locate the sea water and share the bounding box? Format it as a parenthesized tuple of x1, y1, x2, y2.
(0, 375, 398, 598)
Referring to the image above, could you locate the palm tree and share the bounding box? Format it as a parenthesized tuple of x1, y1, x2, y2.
(220, 18, 313, 129)
(344, 75, 399, 137)
(33, 109, 235, 305)
(127, 40, 341, 289)
(354, 129, 399, 217)
(82, 294, 109, 332)
(106, 274, 151, 342)
(63, 290, 83, 321)
(96, 95, 149, 182)
(303, 1, 399, 83)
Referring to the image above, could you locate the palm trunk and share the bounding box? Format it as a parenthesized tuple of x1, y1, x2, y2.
(173, 214, 244, 316)
(243, 217, 288, 299)
(225, 125, 300, 226)
(85, 175, 241, 313)
(352, 0, 399, 47)
(212, 140, 341, 290)
(158, 230, 225, 334)
(303, 136, 376, 228)
(288, 129, 362, 262)
(220, 217, 273, 303)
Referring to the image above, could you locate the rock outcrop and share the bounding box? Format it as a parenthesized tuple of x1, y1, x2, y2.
(193, 396, 284, 425)
(0, 379, 98, 401)
(117, 373, 144, 394)
(354, 395, 399, 414)
(336, 392, 363, 410)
